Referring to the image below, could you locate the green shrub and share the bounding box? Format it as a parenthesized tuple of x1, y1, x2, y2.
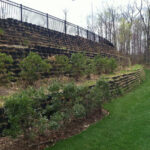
(106, 58, 117, 73)
(109, 58, 117, 73)
(73, 103, 86, 118)
(19, 52, 51, 85)
(93, 55, 107, 75)
(55, 55, 72, 75)
(4, 92, 37, 138)
(96, 79, 110, 101)
(63, 83, 77, 100)
(94, 55, 117, 75)
(47, 82, 86, 125)
(22, 86, 48, 102)
(70, 53, 87, 80)
(85, 58, 95, 79)
(45, 81, 64, 118)
(0, 52, 13, 83)
(48, 80, 63, 93)
(82, 86, 102, 114)
(49, 112, 64, 130)
(3, 78, 110, 139)
(80, 79, 110, 114)
(4, 87, 49, 138)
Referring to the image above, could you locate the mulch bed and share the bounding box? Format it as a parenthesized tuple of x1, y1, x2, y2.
(0, 109, 109, 150)
(0, 87, 10, 97)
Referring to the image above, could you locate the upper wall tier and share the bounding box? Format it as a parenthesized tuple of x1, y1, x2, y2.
(0, 18, 116, 54)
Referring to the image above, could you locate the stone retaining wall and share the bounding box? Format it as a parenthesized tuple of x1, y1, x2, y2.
(0, 18, 114, 54)
(0, 18, 129, 65)
(108, 69, 144, 96)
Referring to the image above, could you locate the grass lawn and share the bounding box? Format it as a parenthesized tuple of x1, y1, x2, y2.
(45, 69, 150, 150)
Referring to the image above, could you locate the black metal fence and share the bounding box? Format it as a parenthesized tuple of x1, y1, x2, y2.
(0, 0, 113, 46)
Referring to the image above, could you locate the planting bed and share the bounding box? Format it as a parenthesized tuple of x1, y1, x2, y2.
(0, 45, 129, 77)
(0, 67, 145, 150)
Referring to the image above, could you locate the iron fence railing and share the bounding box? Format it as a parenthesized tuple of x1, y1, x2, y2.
(0, 0, 113, 46)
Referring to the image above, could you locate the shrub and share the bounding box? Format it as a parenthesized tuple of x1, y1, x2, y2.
(19, 52, 51, 85)
(93, 55, 107, 75)
(4, 91, 37, 138)
(96, 79, 110, 101)
(48, 80, 62, 93)
(70, 53, 87, 80)
(47, 82, 86, 124)
(79, 79, 110, 114)
(4, 87, 49, 138)
(0, 52, 13, 83)
(54, 55, 72, 75)
(45, 81, 64, 118)
(3, 78, 109, 139)
(63, 83, 77, 101)
(82, 86, 102, 114)
(73, 103, 86, 118)
(49, 112, 64, 130)
(94, 55, 117, 75)
(85, 58, 95, 79)
(106, 58, 117, 73)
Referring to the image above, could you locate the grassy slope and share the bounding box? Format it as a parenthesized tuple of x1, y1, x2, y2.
(82, 64, 143, 87)
(45, 69, 150, 150)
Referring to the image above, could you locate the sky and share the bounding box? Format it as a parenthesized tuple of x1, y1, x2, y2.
(11, 0, 137, 28)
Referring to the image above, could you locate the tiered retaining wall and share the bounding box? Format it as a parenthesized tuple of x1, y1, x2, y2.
(0, 68, 145, 136)
(0, 18, 129, 65)
(0, 18, 114, 53)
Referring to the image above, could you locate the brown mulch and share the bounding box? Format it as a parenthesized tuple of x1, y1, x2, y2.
(0, 109, 109, 150)
(0, 87, 10, 97)
(0, 85, 19, 97)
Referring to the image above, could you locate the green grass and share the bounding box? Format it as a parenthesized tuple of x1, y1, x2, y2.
(45, 69, 150, 150)
(100, 64, 143, 80)
(82, 64, 143, 86)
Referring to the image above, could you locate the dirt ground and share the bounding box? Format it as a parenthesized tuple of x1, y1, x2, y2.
(0, 87, 16, 97)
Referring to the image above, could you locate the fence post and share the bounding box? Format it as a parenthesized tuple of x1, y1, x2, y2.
(99, 36, 100, 43)
(46, 13, 49, 29)
(93, 33, 95, 42)
(20, 4, 23, 22)
(77, 26, 79, 36)
(87, 30, 88, 39)
(64, 20, 67, 34)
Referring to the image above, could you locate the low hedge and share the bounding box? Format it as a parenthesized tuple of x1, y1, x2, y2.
(2, 79, 110, 138)
(0, 52, 118, 85)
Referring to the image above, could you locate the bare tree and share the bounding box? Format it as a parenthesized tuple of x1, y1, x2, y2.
(136, 0, 150, 63)
(89, 1, 149, 64)
(97, 6, 119, 45)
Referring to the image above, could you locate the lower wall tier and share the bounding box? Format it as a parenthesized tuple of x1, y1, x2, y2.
(0, 69, 145, 136)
